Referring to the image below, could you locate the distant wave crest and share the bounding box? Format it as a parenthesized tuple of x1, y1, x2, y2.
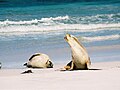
(1, 13, 120, 25)
(82, 34, 120, 42)
(0, 15, 69, 25)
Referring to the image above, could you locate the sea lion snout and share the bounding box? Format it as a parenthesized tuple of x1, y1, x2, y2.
(64, 36, 67, 41)
(64, 34, 71, 41)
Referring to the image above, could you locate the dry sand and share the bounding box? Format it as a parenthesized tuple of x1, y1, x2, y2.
(0, 61, 120, 90)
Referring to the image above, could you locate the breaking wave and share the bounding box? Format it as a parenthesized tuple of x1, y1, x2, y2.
(0, 15, 120, 42)
(0, 14, 120, 33)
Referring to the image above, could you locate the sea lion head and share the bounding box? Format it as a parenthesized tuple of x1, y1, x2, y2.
(64, 33, 79, 47)
(64, 33, 73, 41)
(46, 60, 53, 68)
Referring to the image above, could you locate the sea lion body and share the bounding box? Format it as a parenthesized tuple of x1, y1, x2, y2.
(64, 34, 91, 70)
(24, 53, 53, 68)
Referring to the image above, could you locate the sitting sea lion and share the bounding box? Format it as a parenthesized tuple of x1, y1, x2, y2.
(64, 34, 91, 70)
(24, 53, 53, 68)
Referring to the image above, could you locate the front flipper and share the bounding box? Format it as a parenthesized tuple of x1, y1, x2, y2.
(64, 61, 72, 70)
(56, 61, 76, 71)
(64, 61, 76, 70)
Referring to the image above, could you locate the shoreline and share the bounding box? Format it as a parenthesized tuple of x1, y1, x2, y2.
(0, 44, 120, 69)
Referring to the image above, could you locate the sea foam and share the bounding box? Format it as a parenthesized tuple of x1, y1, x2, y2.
(0, 15, 120, 42)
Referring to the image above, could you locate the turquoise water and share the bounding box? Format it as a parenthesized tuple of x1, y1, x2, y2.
(0, 0, 120, 68)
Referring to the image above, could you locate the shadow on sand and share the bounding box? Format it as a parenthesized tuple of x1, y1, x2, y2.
(88, 68, 102, 70)
(60, 68, 102, 71)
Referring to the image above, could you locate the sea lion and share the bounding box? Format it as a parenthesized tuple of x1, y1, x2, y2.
(24, 53, 53, 68)
(64, 34, 91, 70)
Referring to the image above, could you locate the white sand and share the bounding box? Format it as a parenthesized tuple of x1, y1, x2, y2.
(0, 61, 120, 90)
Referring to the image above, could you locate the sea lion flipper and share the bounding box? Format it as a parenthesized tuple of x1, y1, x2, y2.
(70, 61, 74, 70)
(64, 61, 72, 70)
(23, 63, 27, 66)
(64, 61, 75, 70)
(86, 57, 91, 69)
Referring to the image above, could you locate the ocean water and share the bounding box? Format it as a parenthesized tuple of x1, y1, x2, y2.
(0, 0, 120, 68)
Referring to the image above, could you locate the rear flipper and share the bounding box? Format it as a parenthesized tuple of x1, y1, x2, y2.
(23, 63, 32, 68)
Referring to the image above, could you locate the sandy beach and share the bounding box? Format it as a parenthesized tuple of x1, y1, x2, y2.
(0, 61, 120, 90)
(0, 0, 120, 90)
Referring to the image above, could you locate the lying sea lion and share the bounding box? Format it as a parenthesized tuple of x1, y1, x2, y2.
(24, 53, 53, 68)
(64, 34, 91, 70)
